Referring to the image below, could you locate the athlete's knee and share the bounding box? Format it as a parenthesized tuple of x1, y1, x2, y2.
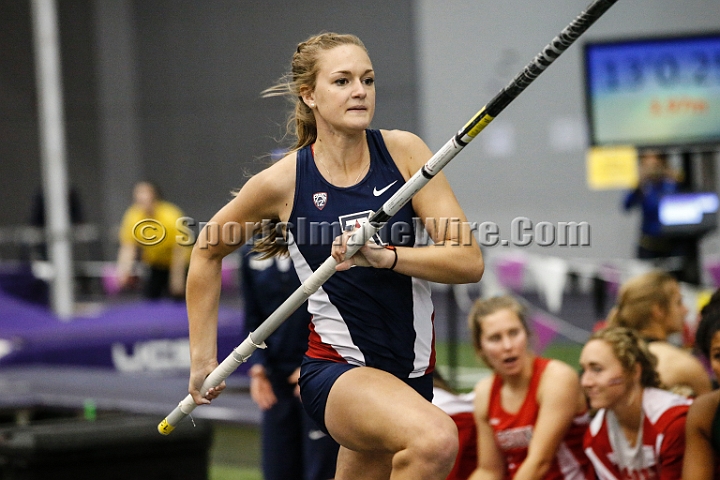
(400, 412, 458, 472)
(423, 414, 459, 468)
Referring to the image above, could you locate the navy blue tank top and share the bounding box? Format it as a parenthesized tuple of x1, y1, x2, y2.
(287, 129, 435, 378)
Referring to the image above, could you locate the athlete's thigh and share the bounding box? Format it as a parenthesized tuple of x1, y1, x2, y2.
(324, 366, 447, 453)
(335, 445, 392, 480)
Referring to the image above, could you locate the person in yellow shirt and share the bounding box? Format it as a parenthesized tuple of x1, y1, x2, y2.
(116, 181, 190, 300)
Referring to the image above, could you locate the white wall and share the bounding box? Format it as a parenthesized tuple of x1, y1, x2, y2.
(416, 0, 720, 264)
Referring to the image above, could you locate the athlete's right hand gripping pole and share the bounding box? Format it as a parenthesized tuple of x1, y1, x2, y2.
(158, 221, 381, 435)
(158, 0, 619, 435)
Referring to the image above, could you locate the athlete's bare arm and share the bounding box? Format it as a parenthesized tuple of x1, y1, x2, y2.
(682, 391, 720, 480)
(379, 129, 484, 284)
(469, 377, 505, 480)
(188, 155, 296, 405)
(513, 360, 585, 480)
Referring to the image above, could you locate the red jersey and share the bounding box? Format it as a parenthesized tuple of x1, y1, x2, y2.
(488, 357, 592, 479)
(583, 387, 691, 480)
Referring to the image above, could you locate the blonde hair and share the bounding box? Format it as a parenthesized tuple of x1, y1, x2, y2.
(468, 295, 529, 355)
(250, 33, 368, 258)
(262, 32, 368, 152)
(607, 270, 677, 332)
(589, 326, 661, 388)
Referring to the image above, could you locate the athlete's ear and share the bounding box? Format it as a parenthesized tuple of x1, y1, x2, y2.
(300, 87, 315, 109)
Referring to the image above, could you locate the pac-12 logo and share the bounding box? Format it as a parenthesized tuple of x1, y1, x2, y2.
(338, 210, 385, 246)
(313, 192, 327, 210)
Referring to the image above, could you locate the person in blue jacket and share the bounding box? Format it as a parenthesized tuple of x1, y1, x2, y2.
(240, 241, 339, 480)
(623, 149, 680, 259)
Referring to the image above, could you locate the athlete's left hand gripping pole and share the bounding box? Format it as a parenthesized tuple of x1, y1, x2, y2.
(159, 0, 620, 435)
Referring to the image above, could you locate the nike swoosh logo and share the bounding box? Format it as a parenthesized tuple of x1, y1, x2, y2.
(373, 181, 397, 196)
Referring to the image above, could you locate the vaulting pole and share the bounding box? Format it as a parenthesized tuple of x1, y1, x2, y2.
(159, 0, 620, 435)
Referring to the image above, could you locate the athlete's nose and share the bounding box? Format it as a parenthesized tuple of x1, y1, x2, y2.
(351, 78, 367, 98)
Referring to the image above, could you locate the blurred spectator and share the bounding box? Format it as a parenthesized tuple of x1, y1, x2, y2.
(623, 150, 681, 260)
(622, 149, 701, 284)
(607, 270, 711, 397)
(581, 326, 691, 479)
(116, 181, 189, 300)
(468, 295, 591, 479)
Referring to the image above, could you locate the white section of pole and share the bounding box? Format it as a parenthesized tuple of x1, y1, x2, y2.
(30, 0, 74, 319)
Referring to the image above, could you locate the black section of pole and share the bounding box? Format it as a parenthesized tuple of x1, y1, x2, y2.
(459, 0, 619, 138)
(369, 210, 392, 225)
(488, 0, 618, 117)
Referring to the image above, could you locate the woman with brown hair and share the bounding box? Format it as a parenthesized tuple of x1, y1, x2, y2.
(607, 270, 711, 396)
(468, 295, 592, 479)
(186, 32, 484, 479)
(581, 326, 691, 479)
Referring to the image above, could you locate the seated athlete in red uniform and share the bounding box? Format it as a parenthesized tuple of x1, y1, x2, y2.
(580, 326, 691, 479)
(468, 295, 592, 479)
